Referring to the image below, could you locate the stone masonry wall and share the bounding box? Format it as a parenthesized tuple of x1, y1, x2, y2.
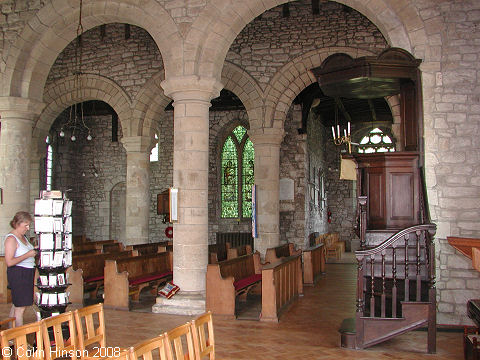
(280, 105, 308, 249)
(227, 0, 387, 89)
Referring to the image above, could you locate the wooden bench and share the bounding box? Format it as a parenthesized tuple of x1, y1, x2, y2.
(67, 250, 138, 303)
(125, 242, 170, 256)
(104, 252, 173, 310)
(208, 244, 227, 264)
(261, 254, 303, 322)
(264, 243, 301, 264)
(303, 243, 325, 285)
(226, 243, 253, 260)
(206, 253, 262, 318)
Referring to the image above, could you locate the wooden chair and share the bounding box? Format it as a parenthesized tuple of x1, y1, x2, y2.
(41, 311, 78, 360)
(0, 317, 15, 330)
(130, 335, 167, 360)
(74, 303, 106, 358)
(164, 322, 196, 360)
(0, 321, 44, 360)
(191, 312, 215, 360)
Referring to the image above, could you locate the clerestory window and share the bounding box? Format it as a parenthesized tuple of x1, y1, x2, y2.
(221, 125, 254, 218)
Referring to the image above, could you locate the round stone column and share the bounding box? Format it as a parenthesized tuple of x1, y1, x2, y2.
(121, 136, 152, 245)
(0, 97, 44, 254)
(248, 128, 285, 257)
(153, 76, 222, 315)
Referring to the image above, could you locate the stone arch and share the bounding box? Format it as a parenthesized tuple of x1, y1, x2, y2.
(221, 62, 264, 130)
(35, 74, 132, 148)
(2, 0, 179, 101)
(263, 47, 376, 129)
(187, 0, 414, 80)
(134, 72, 170, 138)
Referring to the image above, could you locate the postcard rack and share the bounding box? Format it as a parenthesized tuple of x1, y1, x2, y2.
(33, 190, 73, 319)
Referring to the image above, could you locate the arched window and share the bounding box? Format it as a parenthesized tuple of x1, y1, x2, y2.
(357, 128, 395, 153)
(45, 136, 53, 191)
(221, 125, 254, 218)
(150, 133, 159, 162)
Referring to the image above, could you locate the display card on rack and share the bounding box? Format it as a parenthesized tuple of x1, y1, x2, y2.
(53, 218, 63, 233)
(48, 274, 57, 287)
(63, 200, 72, 216)
(53, 251, 64, 267)
(52, 200, 64, 216)
(35, 217, 54, 233)
(39, 233, 54, 250)
(64, 233, 72, 249)
(40, 251, 53, 267)
(48, 293, 57, 305)
(63, 250, 72, 267)
(58, 293, 66, 305)
(34, 199, 53, 216)
(63, 217, 72, 233)
(39, 275, 48, 286)
(41, 293, 49, 305)
(55, 233, 63, 249)
(57, 273, 65, 286)
(35, 293, 41, 304)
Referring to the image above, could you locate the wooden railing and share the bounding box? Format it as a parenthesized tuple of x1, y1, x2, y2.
(261, 254, 303, 322)
(354, 223, 436, 349)
(303, 243, 325, 285)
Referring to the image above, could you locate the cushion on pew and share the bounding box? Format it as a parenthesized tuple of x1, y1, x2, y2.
(128, 270, 173, 286)
(233, 274, 262, 291)
(84, 275, 104, 283)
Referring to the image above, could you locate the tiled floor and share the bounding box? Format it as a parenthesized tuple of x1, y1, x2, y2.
(0, 263, 464, 359)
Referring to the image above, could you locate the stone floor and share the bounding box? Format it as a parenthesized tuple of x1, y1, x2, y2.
(0, 263, 464, 359)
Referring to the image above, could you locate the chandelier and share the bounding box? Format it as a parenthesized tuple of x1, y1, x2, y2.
(331, 98, 352, 153)
(59, 0, 92, 142)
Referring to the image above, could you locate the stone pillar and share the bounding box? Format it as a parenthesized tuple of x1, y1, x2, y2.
(248, 128, 285, 257)
(0, 97, 44, 254)
(121, 136, 152, 245)
(152, 76, 222, 315)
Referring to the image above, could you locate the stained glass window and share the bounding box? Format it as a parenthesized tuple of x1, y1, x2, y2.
(358, 128, 395, 154)
(220, 126, 254, 218)
(242, 139, 255, 218)
(221, 136, 238, 218)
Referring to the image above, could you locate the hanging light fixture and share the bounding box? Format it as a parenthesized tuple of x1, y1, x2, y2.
(59, 0, 92, 142)
(331, 97, 353, 153)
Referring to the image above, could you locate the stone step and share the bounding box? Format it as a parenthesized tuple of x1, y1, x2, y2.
(152, 291, 206, 316)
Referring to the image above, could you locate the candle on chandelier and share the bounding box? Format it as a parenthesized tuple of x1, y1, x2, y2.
(348, 121, 351, 136)
(332, 126, 336, 139)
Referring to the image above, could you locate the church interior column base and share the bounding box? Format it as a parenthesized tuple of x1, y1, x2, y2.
(152, 291, 206, 316)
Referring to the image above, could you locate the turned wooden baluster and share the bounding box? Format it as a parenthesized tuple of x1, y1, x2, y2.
(392, 246, 397, 318)
(381, 250, 386, 317)
(356, 255, 365, 316)
(370, 254, 375, 317)
(416, 230, 422, 301)
(404, 235, 410, 301)
(358, 196, 367, 249)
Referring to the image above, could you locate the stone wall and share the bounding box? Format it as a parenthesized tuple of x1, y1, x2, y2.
(49, 111, 126, 241)
(227, 0, 387, 89)
(46, 23, 163, 98)
(279, 105, 307, 248)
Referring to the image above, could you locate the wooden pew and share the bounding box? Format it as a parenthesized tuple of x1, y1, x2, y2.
(67, 250, 138, 303)
(125, 241, 170, 256)
(208, 244, 227, 264)
(264, 243, 301, 264)
(206, 253, 262, 318)
(226, 244, 253, 260)
(261, 254, 303, 322)
(104, 252, 173, 310)
(303, 243, 325, 285)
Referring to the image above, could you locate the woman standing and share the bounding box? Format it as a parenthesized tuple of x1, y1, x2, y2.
(4, 211, 37, 327)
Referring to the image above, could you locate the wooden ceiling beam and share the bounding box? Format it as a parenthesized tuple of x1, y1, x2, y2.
(334, 97, 352, 123)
